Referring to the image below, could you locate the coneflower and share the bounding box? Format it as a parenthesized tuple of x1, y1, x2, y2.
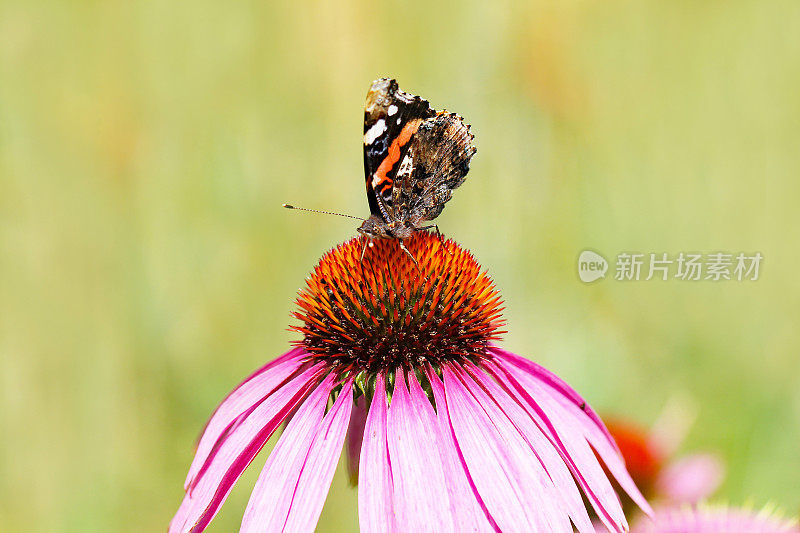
(170, 233, 651, 532)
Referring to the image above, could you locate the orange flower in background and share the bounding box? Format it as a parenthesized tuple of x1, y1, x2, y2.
(603, 401, 725, 514)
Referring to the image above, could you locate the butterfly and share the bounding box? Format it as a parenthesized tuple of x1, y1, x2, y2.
(284, 78, 476, 261)
(358, 78, 476, 258)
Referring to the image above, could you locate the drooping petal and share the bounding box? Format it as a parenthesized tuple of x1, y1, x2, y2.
(358, 373, 395, 533)
(487, 355, 631, 532)
(491, 347, 614, 450)
(467, 362, 594, 533)
(186, 349, 307, 490)
(586, 417, 653, 521)
(169, 364, 324, 533)
(241, 375, 352, 533)
(656, 453, 724, 504)
(385, 370, 459, 532)
(425, 366, 500, 532)
(495, 347, 650, 518)
(282, 379, 353, 532)
(442, 364, 569, 532)
(345, 394, 368, 485)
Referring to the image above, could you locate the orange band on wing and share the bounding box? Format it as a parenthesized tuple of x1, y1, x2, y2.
(371, 119, 422, 192)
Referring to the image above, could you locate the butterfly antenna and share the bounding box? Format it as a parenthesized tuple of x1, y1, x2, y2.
(282, 204, 362, 220)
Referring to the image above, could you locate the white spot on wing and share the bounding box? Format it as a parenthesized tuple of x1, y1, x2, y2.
(397, 151, 414, 179)
(395, 91, 414, 103)
(388, 105, 398, 116)
(364, 119, 386, 145)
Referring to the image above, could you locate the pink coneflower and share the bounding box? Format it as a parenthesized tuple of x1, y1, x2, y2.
(632, 505, 800, 533)
(170, 233, 651, 532)
(603, 411, 724, 509)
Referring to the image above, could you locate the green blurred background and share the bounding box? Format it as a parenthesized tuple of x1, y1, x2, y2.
(1, 0, 798, 531)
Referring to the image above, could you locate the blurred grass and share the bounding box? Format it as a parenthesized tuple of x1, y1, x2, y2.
(1, 0, 798, 531)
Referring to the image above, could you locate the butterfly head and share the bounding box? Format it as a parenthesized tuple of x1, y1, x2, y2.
(357, 215, 392, 239)
(358, 215, 418, 240)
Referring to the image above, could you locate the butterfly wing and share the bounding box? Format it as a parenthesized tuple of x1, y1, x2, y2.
(391, 112, 476, 225)
(363, 78, 435, 221)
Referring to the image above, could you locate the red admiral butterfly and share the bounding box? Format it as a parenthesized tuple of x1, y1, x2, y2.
(285, 78, 476, 260)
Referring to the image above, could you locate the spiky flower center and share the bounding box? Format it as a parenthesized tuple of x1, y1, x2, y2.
(292, 233, 505, 374)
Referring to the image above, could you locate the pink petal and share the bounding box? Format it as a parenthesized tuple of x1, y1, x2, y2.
(488, 356, 632, 532)
(186, 349, 307, 491)
(442, 365, 570, 532)
(241, 374, 353, 532)
(358, 373, 395, 533)
(282, 379, 353, 532)
(169, 364, 323, 533)
(424, 366, 502, 532)
(491, 347, 615, 451)
(467, 363, 594, 533)
(589, 426, 654, 520)
(494, 351, 648, 519)
(345, 394, 368, 485)
(385, 370, 467, 532)
(656, 453, 724, 504)
(386, 371, 449, 530)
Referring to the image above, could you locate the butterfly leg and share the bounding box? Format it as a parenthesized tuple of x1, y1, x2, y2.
(415, 223, 440, 235)
(415, 224, 453, 256)
(398, 239, 419, 268)
(360, 238, 373, 263)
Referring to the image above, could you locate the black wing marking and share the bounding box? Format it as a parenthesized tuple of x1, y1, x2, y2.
(363, 78, 434, 220)
(392, 112, 476, 224)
